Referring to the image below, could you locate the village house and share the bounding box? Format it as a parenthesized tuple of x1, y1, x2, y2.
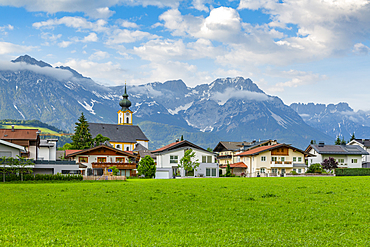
(213, 139, 278, 166)
(347, 139, 370, 167)
(0, 139, 27, 158)
(306, 142, 368, 168)
(66, 144, 138, 176)
(152, 140, 218, 179)
(236, 143, 308, 176)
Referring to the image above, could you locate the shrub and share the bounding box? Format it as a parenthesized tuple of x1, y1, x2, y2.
(306, 163, 323, 173)
(335, 168, 370, 176)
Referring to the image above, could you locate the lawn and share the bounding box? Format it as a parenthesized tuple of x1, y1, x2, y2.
(1, 125, 60, 134)
(1, 177, 370, 246)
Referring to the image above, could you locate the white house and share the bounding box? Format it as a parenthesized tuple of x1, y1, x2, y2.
(347, 139, 370, 166)
(305, 142, 368, 168)
(38, 139, 58, 161)
(0, 139, 26, 158)
(152, 140, 219, 179)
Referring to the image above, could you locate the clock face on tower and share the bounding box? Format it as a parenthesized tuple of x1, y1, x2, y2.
(126, 112, 130, 116)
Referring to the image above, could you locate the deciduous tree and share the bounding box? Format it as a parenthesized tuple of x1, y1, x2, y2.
(179, 149, 199, 176)
(321, 157, 338, 172)
(138, 155, 156, 178)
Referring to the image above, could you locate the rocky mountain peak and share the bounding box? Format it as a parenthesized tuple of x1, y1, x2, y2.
(11, 55, 52, 68)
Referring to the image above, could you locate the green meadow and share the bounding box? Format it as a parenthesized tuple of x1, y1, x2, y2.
(1, 177, 370, 246)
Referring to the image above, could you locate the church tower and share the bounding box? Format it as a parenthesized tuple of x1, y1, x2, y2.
(117, 84, 133, 125)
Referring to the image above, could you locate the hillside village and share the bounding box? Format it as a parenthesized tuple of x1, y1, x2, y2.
(1, 85, 369, 180)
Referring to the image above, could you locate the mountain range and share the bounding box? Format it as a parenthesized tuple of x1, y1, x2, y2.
(0, 55, 335, 149)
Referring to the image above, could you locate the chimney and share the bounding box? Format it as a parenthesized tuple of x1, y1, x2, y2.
(318, 142, 325, 147)
(11, 125, 14, 132)
(176, 139, 179, 142)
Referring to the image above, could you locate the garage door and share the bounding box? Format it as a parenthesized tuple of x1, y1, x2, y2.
(155, 171, 170, 179)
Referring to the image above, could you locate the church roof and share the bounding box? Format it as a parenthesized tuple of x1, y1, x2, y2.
(88, 123, 149, 143)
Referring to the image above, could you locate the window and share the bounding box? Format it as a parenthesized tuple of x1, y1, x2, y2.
(126, 117, 129, 123)
(293, 169, 296, 172)
(212, 168, 216, 176)
(293, 157, 297, 162)
(206, 168, 210, 176)
(116, 144, 121, 150)
(272, 168, 278, 173)
(271, 157, 277, 162)
(126, 147, 130, 151)
(120, 117, 122, 124)
(261, 156, 266, 162)
(116, 157, 125, 163)
(79, 157, 88, 163)
(298, 169, 302, 173)
(352, 159, 358, 163)
(97, 157, 106, 163)
(281, 169, 286, 174)
(260, 168, 266, 173)
(298, 157, 302, 162)
(170, 155, 178, 163)
(281, 157, 285, 162)
(337, 159, 344, 163)
(202, 156, 213, 163)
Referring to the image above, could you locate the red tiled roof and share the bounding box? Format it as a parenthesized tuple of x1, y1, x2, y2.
(65, 150, 81, 156)
(0, 128, 39, 140)
(152, 140, 186, 153)
(220, 162, 248, 168)
(237, 143, 285, 156)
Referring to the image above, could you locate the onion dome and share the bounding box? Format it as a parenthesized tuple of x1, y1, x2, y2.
(119, 84, 131, 110)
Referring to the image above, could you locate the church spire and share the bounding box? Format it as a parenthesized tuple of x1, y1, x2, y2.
(119, 83, 131, 111)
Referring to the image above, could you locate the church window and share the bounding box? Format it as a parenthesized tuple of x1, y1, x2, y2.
(126, 147, 130, 151)
(126, 117, 129, 123)
(120, 117, 122, 124)
(116, 144, 121, 150)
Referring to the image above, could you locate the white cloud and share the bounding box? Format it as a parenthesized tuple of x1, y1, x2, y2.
(0, 60, 73, 81)
(353, 43, 370, 54)
(0, 24, 14, 32)
(82, 33, 98, 42)
(89, 50, 110, 60)
(120, 20, 139, 28)
(211, 87, 269, 105)
(0, 0, 181, 17)
(0, 42, 34, 55)
(58, 41, 73, 48)
(106, 29, 158, 44)
(53, 59, 126, 85)
(130, 85, 163, 97)
(191, 0, 210, 12)
(33, 17, 108, 32)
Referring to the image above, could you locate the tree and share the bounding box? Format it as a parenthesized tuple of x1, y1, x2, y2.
(225, 164, 231, 177)
(335, 136, 341, 145)
(180, 135, 184, 141)
(310, 140, 316, 144)
(93, 134, 110, 146)
(341, 137, 346, 145)
(58, 143, 72, 151)
(206, 147, 213, 152)
(0, 156, 33, 182)
(306, 163, 323, 173)
(321, 157, 338, 172)
(138, 155, 156, 178)
(109, 166, 119, 176)
(71, 112, 93, 149)
(179, 149, 200, 176)
(350, 133, 356, 141)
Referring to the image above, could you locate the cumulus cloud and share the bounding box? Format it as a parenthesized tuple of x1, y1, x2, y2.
(105, 29, 157, 45)
(0, 0, 181, 18)
(211, 87, 269, 105)
(0, 42, 34, 55)
(353, 43, 370, 54)
(191, 0, 210, 12)
(81, 33, 98, 42)
(120, 20, 139, 28)
(0, 61, 73, 81)
(89, 50, 110, 60)
(0, 24, 13, 34)
(33, 17, 108, 32)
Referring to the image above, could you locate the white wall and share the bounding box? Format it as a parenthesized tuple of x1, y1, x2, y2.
(137, 140, 148, 149)
(0, 144, 22, 158)
(308, 149, 362, 168)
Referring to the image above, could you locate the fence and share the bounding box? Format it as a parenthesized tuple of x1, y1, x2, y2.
(83, 175, 129, 181)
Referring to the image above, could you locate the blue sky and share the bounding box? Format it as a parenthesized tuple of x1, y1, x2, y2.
(0, 0, 370, 110)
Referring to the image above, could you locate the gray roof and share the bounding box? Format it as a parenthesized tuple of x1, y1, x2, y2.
(310, 144, 369, 155)
(213, 140, 275, 152)
(88, 123, 149, 143)
(133, 143, 148, 151)
(354, 139, 370, 148)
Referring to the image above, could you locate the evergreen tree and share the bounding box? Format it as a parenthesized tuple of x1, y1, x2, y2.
(180, 135, 184, 141)
(341, 137, 346, 145)
(335, 136, 341, 145)
(71, 113, 93, 149)
(138, 155, 156, 178)
(350, 133, 355, 141)
(93, 134, 110, 146)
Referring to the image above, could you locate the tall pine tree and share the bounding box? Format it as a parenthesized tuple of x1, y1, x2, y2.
(71, 112, 93, 149)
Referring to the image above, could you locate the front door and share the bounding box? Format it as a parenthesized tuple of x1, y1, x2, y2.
(172, 167, 178, 178)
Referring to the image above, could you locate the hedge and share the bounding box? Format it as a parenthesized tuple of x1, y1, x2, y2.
(1, 173, 83, 182)
(335, 168, 370, 176)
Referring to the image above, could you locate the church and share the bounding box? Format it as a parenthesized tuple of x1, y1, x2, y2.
(89, 85, 149, 151)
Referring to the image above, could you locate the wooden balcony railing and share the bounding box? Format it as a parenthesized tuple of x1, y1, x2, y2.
(91, 162, 137, 169)
(271, 161, 292, 164)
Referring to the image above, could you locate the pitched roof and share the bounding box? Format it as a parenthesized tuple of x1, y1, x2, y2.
(65, 150, 82, 156)
(309, 144, 368, 155)
(88, 123, 149, 143)
(220, 162, 248, 168)
(0, 129, 39, 140)
(237, 143, 285, 156)
(353, 139, 370, 148)
(213, 140, 276, 152)
(152, 140, 209, 154)
(65, 145, 137, 158)
(0, 139, 26, 150)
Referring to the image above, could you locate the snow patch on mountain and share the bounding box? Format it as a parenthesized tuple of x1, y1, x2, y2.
(168, 102, 193, 115)
(78, 100, 96, 115)
(13, 105, 25, 119)
(268, 109, 288, 129)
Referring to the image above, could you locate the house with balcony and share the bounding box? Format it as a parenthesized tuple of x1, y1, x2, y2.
(152, 140, 218, 179)
(236, 143, 308, 176)
(213, 140, 278, 166)
(347, 139, 370, 167)
(305, 142, 368, 168)
(66, 144, 138, 176)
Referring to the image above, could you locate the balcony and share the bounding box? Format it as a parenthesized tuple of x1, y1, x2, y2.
(91, 162, 136, 169)
(270, 161, 293, 168)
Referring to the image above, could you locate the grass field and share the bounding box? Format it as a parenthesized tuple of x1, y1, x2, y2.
(1, 177, 370, 246)
(1, 125, 60, 134)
